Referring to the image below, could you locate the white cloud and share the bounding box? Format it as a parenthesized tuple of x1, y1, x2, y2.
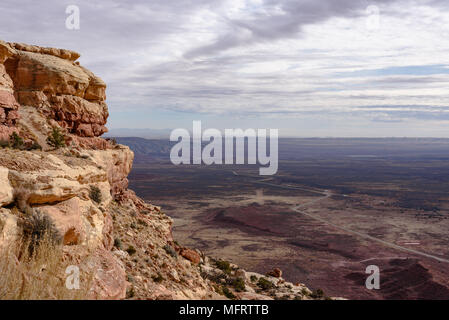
(1, 0, 449, 135)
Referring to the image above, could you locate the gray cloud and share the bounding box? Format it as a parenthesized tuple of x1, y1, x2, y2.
(1, 0, 449, 135)
(184, 0, 392, 58)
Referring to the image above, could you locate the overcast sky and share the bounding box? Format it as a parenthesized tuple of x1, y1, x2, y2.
(1, 0, 449, 137)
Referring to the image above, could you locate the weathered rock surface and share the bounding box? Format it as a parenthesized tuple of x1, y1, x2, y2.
(0, 167, 13, 206)
(0, 40, 108, 144)
(0, 41, 19, 141)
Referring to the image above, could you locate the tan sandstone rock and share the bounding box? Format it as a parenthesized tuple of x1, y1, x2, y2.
(0, 167, 13, 206)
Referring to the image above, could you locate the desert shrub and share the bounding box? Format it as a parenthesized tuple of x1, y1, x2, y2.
(152, 273, 165, 283)
(0, 140, 9, 148)
(126, 245, 136, 255)
(19, 210, 61, 255)
(222, 286, 236, 299)
(9, 132, 23, 149)
(0, 235, 92, 300)
(215, 260, 232, 274)
(163, 244, 177, 258)
(310, 288, 324, 299)
(126, 287, 135, 299)
(250, 275, 258, 282)
(257, 277, 274, 290)
(27, 141, 42, 151)
(230, 278, 246, 292)
(89, 186, 102, 204)
(137, 219, 148, 226)
(46, 127, 65, 149)
(113, 238, 123, 250)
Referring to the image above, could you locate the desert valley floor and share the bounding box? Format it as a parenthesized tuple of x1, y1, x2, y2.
(118, 138, 449, 299)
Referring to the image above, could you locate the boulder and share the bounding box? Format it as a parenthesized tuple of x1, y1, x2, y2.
(266, 268, 282, 278)
(180, 248, 201, 264)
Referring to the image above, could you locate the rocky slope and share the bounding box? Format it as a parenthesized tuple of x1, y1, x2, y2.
(0, 40, 326, 300)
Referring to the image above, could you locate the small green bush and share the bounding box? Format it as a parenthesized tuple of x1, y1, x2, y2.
(215, 260, 232, 274)
(163, 244, 177, 258)
(222, 286, 236, 299)
(126, 287, 135, 299)
(250, 275, 258, 282)
(230, 278, 246, 292)
(257, 277, 273, 290)
(89, 185, 102, 204)
(46, 127, 66, 149)
(152, 273, 165, 283)
(301, 288, 309, 296)
(9, 132, 23, 149)
(126, 245, 137, 255)
(114, 238, 123, 250)
(28, 141, 42, 150)
(310, 288, 325, 299)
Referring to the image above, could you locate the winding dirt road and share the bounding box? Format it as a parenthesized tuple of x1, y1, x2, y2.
(235, 171, 449, 264)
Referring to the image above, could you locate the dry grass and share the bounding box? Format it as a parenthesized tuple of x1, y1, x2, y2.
(0, 235, 93, 300)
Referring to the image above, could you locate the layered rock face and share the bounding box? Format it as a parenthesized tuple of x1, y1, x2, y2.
(0, 41, 107, 143)
(0, 41, 19, 141)
(0, 41, 136, 299)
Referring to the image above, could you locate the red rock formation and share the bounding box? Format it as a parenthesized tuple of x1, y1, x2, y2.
(0, 41, 19, 141)
(1, 41, 108, 139)
(179, 248, 201, 265)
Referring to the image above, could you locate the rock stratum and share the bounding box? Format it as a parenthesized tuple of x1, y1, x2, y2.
(0, 41, 327, 300)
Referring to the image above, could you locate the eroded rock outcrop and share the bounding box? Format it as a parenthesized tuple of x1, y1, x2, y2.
(0, 40, 108, 144)
(0, 41, 19, 141)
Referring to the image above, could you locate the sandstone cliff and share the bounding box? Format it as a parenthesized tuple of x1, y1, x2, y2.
(0, 41, 324, 300)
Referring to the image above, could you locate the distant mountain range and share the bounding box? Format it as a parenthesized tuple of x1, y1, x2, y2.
(105, 128, 172, 139)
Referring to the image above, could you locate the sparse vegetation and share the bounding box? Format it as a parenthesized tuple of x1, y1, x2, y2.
(0, 235, 91, 299)
(163, 244, 177, 258)
(113, 237, 123, 250)
(301, 288, 309, 296)
(152, 273, 165, 283)
(215, 260, 232, 274)
(230, 278, 246, 292)
(126, 286, 135, 299)
(19, 210, 61, 255)
(28, 141, 42, 150)
(89, 185, 102, 204)
(250, 275, 258, 282)
(257, 277, 274, 290)
(222, 286, 236, 299)
(310, 288, 325, 299)
(126, 245, 137, 255)
(9, 132, 23, 149)
(46, 127, 65, 149)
